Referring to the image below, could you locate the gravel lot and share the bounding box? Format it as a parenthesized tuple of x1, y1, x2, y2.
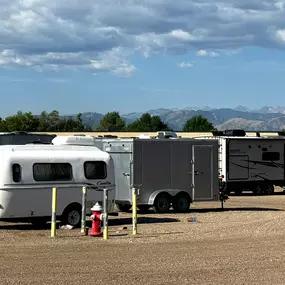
(1, 189, 285, 285)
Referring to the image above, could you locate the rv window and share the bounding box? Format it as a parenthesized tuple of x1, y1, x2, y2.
(262, 152, 280, 161)
(33, 163, 72, 181)
(12, 164, 21, 182)
(84, 161, 107, 179)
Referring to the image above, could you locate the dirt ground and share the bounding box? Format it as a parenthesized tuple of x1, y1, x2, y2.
(2, 189, 285, 285)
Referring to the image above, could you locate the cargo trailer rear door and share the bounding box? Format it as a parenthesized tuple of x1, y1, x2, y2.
(103, 142, 133, 203)
(192, 145, 214, 200)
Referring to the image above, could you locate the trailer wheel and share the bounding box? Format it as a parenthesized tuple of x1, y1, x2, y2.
(61, 203, 82, 228)
(153, 193, 171, 213)
(173, 193, 191, 213)
(116, 203, 132, 212)
(253, 185, 265, 196)
(265, 185, 274, 195)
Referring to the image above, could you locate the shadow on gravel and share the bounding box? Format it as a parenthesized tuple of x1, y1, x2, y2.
(120, 206, 284, 216)
(187, 207, 284, 213)
(108, 216, 180, 227)
(0, 216, 180, 231)
(230, 191, 285, 197)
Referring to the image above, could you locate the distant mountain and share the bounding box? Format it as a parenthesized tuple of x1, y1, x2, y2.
(74, 105, 285, 131)
(216, 116, 285, 131)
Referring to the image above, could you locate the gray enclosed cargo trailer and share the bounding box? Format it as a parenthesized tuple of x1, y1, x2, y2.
(94, 138, 220, 213)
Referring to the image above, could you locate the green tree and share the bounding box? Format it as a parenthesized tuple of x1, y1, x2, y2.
(126, 113, 171, 132)
(183, 115, 215, 132)
(0, 117, 7, 132)
(96, 111, 126, 131)
(5, 111, 40, 132)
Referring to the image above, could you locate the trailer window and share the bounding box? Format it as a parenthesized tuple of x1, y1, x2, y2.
(12, 164, 21, 182)
(33, 163, 72, 181)
(84, 161, 107, 179)
(262, 152, 280, 161)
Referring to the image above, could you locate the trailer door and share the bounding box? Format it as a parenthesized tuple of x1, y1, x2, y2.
(192, 145, 214, 200)
(103, 143, 133, 202)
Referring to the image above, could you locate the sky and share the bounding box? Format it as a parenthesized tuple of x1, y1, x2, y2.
(1, 0, 285, 117)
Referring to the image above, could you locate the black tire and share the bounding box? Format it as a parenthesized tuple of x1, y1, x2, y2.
(138, 205, 150, 213)
(153, 193, 171, 213)
(253, 185, 265, 196)
(61, 203, 82, 228)
(116, 203, 132, 212)
(266, 185, 274, 195)
(173, 193, 190, 213)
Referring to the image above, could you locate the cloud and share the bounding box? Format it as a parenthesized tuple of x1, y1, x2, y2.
(178, 61, 194, 68)
(0, 0, 285, 76)
(196, 50, 219, 57)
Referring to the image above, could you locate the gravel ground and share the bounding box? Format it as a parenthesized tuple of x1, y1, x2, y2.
(1, 191, 285, 285)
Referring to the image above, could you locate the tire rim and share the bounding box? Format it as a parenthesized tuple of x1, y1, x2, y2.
(67, 210, 80, 226)
(178, 199, 188, 209)
(158, 197, 169, 210)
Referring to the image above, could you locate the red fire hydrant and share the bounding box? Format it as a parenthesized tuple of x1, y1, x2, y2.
(89, 202, 103, 237)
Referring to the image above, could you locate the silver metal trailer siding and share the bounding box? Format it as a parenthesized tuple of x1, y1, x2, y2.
(95, 138, 219, 213)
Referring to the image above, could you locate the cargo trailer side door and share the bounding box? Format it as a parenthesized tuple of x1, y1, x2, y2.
(192, 145, 214, 200)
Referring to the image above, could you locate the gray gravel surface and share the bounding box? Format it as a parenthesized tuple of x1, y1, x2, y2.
(1, 192, 285, 285)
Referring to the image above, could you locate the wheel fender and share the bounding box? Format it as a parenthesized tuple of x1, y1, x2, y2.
(61, 202, 82, 217)
(148, 190, 192, 206)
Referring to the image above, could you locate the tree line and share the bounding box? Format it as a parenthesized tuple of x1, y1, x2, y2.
(0, 110, 215, 132)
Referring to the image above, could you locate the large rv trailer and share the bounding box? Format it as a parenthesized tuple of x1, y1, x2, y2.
(52, 135, 220, 213)
(0, 132, 56, 145)
(0, 144, 116, 227)
(198, 130, 285, 195)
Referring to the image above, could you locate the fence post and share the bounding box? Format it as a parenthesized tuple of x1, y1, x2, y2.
(81, 186, 87, 234)
(103, 188, 109, 240)
(51, 187, 57, 238)
(132, 187, 137, 236)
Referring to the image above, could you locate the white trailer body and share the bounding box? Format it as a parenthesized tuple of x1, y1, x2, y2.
(52, 135, 220, 213)
(0, 144, 116, 227)
(197, 133, 285, 195)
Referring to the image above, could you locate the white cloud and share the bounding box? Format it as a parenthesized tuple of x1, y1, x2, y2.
(0, 0, 285, 76)
(197, 50, 219, 57)
(276, 29, 285, 42)
(178, 62, 194, 68)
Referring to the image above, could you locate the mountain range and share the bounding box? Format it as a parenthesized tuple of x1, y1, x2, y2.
(77, 106, 285, 131)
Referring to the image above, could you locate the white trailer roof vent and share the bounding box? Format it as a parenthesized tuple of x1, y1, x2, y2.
(136, 134, 152, 139)
(156, 131, 178, 139)
(52, 135, 96, 146)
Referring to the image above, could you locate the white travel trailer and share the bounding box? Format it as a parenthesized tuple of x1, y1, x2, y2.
(0, 144, 116, 227)
(198, 130, 285, 195)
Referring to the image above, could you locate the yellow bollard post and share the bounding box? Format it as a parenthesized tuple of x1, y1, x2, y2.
(51, 187, 57, 238)
(103, 188, 108, 240)
(132, 187, 137, 236)
(81, 186, 87, 234)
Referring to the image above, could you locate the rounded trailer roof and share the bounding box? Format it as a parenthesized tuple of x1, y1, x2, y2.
(0, 144, 110, 161)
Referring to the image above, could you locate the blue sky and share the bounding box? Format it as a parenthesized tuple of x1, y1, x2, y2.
(1, 0, 285, 117)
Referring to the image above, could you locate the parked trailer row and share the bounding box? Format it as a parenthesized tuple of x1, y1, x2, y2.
(2, 128, 283, 227)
